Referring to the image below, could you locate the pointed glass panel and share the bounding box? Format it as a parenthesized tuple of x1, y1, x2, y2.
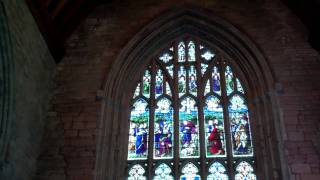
(204, 80, 211, 95)
(178, 42, 186, 62)
(212, 67, 221, 95)
(154, 98, 174, 159)
(188, 41, 196, 62)
(229, 95, 253, 156)
(165, 82, 172, 96)
(179, 97, 200, 158)
(155, 69, 163, 98)
(178, 66, 187, 97)
(128, 164, 147, 180)
(204, 96, 226, 157)
(224, 66, 234, 95)
(166, 65, 174, 78)
(143, 70, 151, 98)
(236, 78, 244, 94)
(201, 64, 209, 75)
(189, 65, 197, 96)
(235, 162, 256, 180)
(128, 99, 149, 160)
(133, 83, 140, 98)
(153, 163, 174, 180)
(207, 162, 229, 180)
(180, 162, 201, 180)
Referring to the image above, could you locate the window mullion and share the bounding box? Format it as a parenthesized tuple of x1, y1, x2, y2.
(173, 41, 180, 180)
(148, 60, 156, 179)
(219, 58, 235, 180)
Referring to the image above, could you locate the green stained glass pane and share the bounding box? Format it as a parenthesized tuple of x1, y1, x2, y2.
(143, 70, 151, 98)
(224, 66, 234, 95)
(188, 41, 196, 62)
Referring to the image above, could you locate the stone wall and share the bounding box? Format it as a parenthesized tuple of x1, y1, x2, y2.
(0, 0, 56, 179)
(36, 0, 320, 180)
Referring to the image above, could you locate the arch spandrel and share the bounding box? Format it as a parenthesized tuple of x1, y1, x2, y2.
(96, 8, 288, 180)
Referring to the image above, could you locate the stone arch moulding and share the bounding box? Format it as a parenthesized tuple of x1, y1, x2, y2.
(95, 8, 289, 180)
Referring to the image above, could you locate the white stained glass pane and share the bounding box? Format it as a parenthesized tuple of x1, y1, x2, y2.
(235, 162, 257, 180)
(133, 84, 140, 98)
(154, 98, 174, 159)
(178, 42, 186, 62)
(128, 164, 147, 180)
(201, 50, 215, 61)
(229, 95, 253, 157)
(128, 99, 149, 160)
(189, 65, 197, 96)
(179, 97, 200, 158)
(212, 67, 221, 95)
(207, 162, 229, 180)
(166, 65, 174, 78)
(180, 162, 201, 180)
(188, 41, 196, 62)
(155, 69, 163, 98)
(236, 78, 244, 94)
(153, 163, 174, 180)
(166, 82, 172, 96)
(178, 66, 187, 97)
(159, 53, 173, 63)
(201, 64, 209, 75)
(204, 80, 210, 95)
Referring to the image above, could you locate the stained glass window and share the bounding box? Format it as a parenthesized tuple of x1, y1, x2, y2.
(127, 38, 257, 179)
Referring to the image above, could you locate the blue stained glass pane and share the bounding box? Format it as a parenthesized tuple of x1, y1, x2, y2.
(189, 65, 197, 96)
(229, 95, 253, 156)
(204, 96, 226, 157)
(154, 98, 174, 159)
(153, 163, 174, 180)
(143, 70, 151, 98)
(224, 66, 234, 95)
(178, 66, 187, 97)
(180, 163, 201, 180)
(155, 69, 163, 98)
(235, 162, 256, 180)
(212, 67, 221, 95)
(188, 41, 196, 62)
(178, 42, 186, 62)
(207, 162, 229, 180)
(128, 164, 147, 180)
(179, 97, 200, 158)
(128, 99, 149, 160)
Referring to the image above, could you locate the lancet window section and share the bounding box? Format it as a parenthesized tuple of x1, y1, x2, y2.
(127, 37, 257, 179)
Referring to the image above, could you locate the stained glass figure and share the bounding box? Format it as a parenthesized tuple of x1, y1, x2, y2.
(188, 41, 196, 62)
(166, 65, 174, 78)
(204, 80, 210, 95)
(179, 97, 200, 158)
(178, 42, 186, 62)
(133, 84, 140, 98)
(153, 163, 174, 180)
(229, 95, 253, 156)
(154, 98, 174, 159)
(143, 70, 151, 98)
(201, 50, 215, 61)
(189, 65, 197, 96)
(165, 82, 172, 96)
(155, 69, 163, 97)
(201, 64, 209, 75)
(236, 78, 244, 94)
(207, 162, 229, 180)
(212, 67, 221, 95)
(128, 99, 149, 160)
(160, 53, 173, 63)
(204, 96, 226, 157)
(178, 66, 187, 97)
(224, 66, 234, 95)
(180, 162, 201, 180)
(235, 161, 256, 180)
(128, 164, 147, 180)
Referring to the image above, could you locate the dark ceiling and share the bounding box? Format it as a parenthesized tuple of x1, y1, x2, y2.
(25, 0, 320, 63)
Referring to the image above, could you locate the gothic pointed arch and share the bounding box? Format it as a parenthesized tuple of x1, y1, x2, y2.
(95, 8, 289, 180)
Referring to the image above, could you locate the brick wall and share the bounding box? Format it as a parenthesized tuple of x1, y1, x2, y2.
(36, 0, 320, 179)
